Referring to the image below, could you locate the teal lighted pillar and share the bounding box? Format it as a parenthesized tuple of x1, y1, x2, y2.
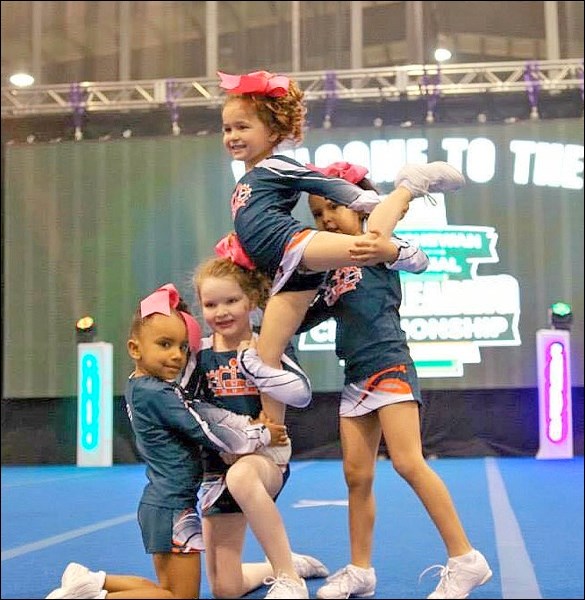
(76, 340, 113, 467)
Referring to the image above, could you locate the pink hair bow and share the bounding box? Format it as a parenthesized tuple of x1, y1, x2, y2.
(140, 283, 202, 353)
(306, 161, 369, 184)
(215, 232, 256, 270)
(217, 70, 290, 98)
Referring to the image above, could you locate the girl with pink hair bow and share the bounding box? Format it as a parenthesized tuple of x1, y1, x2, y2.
(301, 164, 492, 600)
(45, 283, 289, 600)
(216, 69, 465, 452)
(180, 257, 329, 600)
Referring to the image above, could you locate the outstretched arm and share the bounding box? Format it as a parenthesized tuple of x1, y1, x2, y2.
(184, 394, 287, 449)
(144, 382, 275, 454)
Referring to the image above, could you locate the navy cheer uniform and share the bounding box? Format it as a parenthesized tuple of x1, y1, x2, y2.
(230, 155, 382, 292)
(301, 263, 423, 416)
(125, 375, 270, 552)
(181, 333, 295, 515)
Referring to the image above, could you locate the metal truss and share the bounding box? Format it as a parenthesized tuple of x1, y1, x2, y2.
(2, 59, 583, 119)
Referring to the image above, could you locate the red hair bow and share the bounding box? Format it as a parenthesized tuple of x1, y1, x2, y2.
(217, 70, 290, 98)
(140, 283, 202, 352)
(215, 232, 257, 270)
(306, 161, 369, 184)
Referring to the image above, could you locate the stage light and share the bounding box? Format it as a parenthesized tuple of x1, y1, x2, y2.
(434, 48, 452, 63)
(549, 301, 573, 330)
(76, 315, 96, 343)
(9, 72, 35, 87)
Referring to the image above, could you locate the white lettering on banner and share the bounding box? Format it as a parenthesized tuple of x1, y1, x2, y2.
(401, 276, 519, 317)
(442, 137, 496, 183)
(510, 140, 584, 189)
(407, 231, 483, 249)
(228, 132, 580, 378)
(231, 136, 583, 190)
(401, 316, 510, 342)
(296, 224, 522, 375)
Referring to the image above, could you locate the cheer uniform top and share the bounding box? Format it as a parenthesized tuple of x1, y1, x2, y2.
(302, 263, 421, 394)
(125, 374, 270, 510)
(180, 332, 295, 515)
(230, 155, 382, 289)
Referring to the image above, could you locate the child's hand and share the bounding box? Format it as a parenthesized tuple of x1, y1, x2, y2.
(254, 411, 289, 446)
(349, 231, 398, 265)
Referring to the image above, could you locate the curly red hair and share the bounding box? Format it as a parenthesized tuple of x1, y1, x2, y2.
(223, 78, 306, 146)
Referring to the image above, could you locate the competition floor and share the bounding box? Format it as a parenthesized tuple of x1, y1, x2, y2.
(2, 457, 583, 599)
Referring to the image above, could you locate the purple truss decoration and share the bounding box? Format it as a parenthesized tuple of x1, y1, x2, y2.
(421, 67, 441, 123)
(523, 61, 541, 119)
(69, 83, 86, 140)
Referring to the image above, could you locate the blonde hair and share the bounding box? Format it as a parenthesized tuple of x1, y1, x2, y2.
(194, 257, 271, 310)
(224, 79, 306, 146)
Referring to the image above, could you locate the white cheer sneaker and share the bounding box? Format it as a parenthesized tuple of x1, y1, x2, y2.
(316, 563, 376, 599)
(394, 161, 466, 201)
(264, 573, 309, 599)
(45, 562, 106, 599)
(422, 549, 493, 599)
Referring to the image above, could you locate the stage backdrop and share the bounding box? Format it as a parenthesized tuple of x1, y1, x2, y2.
(3, 119, 583, 398)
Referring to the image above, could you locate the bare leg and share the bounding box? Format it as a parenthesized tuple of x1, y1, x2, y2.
(204, 455, 302, 598)
(96, 574, 175, 599)
(204, 515, 297, 598)
(226, 455, 301, 583)
(379, 402, 473, 557)
(256, 289, 317, 424)
(240, 562, 276, 593)
(204, 512, 263, 598)
(45, 566, 179, 600)
(105, 581, 174, 599)
(301, 230, 394, 272)
(152, 553, 201, 599)
(339, 414, 382, 568)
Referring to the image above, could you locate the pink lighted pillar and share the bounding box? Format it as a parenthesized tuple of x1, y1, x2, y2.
(536, 329, 573, 459)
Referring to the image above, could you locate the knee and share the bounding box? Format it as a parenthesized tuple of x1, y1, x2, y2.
(391, 454, 425, 481)
(225, 464, 250, 490)
(134, 577, 160, 588)
(163, 585, 191, 599)
(225, 464, 264, 504)
(344, 463, 374, 491)
(150, 587, 176, 599)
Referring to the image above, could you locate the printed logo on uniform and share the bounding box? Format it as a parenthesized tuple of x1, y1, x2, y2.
(324, 266, 363, 306)
(206, 358, 259, 397)
(230, 183, 252, 217)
